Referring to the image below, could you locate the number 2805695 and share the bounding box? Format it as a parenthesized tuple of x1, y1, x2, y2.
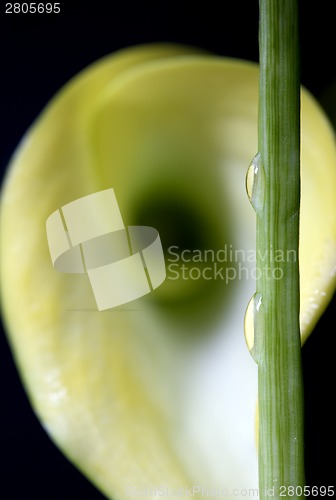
(5, 3, 60, 14)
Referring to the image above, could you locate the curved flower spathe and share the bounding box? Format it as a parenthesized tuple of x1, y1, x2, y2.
(0, 45, 335, 499)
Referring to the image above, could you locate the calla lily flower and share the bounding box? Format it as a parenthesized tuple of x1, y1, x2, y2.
(1, 45, 335, 499)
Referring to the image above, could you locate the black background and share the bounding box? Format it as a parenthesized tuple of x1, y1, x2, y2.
(1, 1, 335, 498)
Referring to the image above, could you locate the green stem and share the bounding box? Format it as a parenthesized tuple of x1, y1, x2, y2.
(256, 1, 305, 498)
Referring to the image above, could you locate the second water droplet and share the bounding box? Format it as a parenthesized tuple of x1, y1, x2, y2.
(244, 292, 263, 364)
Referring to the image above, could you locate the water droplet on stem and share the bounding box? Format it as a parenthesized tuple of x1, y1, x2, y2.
(244, 292, 263, 363)
(246, 152, 265, 215)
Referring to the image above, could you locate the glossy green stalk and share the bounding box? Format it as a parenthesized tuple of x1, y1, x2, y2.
(256, 1, 305, 498)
